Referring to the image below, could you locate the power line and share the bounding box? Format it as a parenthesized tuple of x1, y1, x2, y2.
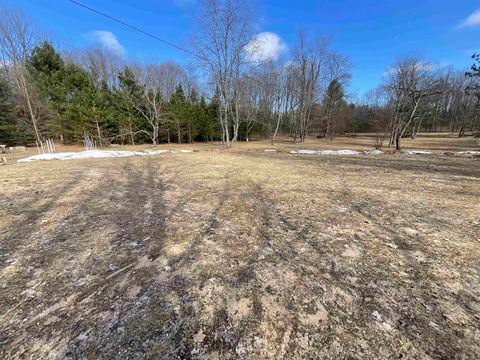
(67, 0, 204, 61)
(67, 0, 283, 94)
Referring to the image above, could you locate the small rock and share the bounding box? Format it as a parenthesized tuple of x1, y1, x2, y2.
(372, 310, 382, 321)
(257, 254, 265, 261)
(386, 242, 398, 249)
(164, 266, 171, 272)
(108, 264, 118, 272)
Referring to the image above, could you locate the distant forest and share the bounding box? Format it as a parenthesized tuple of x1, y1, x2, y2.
(0, 2, 479, 149)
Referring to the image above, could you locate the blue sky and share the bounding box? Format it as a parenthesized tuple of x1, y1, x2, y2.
(8, 0, 480, 98)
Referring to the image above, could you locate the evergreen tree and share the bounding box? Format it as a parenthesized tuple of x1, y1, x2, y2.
(466, 53, 480, 102)
(323, 79, 345, 139)
(116, 66, 145, 144)
(169, 84, 187, 143)
(0, 75, 16, 144)
(206, 87, 221, 141)
(61, 62, 100, 141)
(28, 41, 66, 134)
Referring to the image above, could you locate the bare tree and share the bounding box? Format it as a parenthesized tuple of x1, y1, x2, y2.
(0, 6, 42, 143)
(291, 32, 330, 142)
(193, 0, 255, 147)
(79, 47, 123, 88)
(322, 53, 351, 139)
(383, 57, 441, 149)
(124, 64, 164, 145)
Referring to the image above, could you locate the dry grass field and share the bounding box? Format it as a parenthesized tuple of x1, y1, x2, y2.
(1, 135, 479, 359)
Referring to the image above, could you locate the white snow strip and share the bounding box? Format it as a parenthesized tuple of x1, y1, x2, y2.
(364, 150, 384, 155)
(17, 149, 193, 163)
(457, 151, 480, 155)
(17, 152, 79, 161)
(403, 150, 432, 155)
(289, 149, 362, 155)
(289, 150, 317, 155)
(142, 149, 171, 155)
(331, 149, 361, 155)
(264, 149, 277, 152)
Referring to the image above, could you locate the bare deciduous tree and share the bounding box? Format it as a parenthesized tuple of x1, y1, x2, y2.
(291, 32, 330, 142)
(0, 6, 42, 143)
(193, 0, 255, 147)
(383, 57, 441, 149)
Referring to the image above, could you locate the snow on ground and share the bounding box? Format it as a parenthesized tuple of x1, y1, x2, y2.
(288, 149, 479, 156)
(17, 149, 193, 163)
(457, 151, 480, 155)
(403, 150, 432, 155)
(289, 149, 381, 155)
(364, 149, 384, 155)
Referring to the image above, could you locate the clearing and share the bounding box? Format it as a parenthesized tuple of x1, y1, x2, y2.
(0, 135, 479, 359)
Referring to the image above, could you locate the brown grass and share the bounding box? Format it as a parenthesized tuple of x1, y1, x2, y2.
(0, 135, 479, 359)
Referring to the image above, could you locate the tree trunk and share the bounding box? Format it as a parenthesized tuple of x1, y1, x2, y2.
(20, 76, 41, 144)
(96, 120, 102, 143)
(176, 119, 182, 144)
(129, 122, 135, 145)
(152, 122, 159, 145)
(271, 109, 282, 145)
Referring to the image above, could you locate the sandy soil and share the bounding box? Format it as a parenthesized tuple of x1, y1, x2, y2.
(0, 135, 479, 359)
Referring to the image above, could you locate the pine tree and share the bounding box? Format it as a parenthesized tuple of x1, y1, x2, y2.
(116, 66, 145, 144)
(169, 84, 187, 143)
(0, 75, 16, 144)
(466, 53, 480, 102)
(323, 79, 345, 139)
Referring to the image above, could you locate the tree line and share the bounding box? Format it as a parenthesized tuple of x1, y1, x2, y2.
(1, 1, 479, 148)
(0, 7, 221, 146)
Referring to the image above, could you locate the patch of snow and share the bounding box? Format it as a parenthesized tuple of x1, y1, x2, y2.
(364, 150, 384, 155)
(289, 149, 317, 155)
(17, 149, 193, 163)
(143, 149, 171, 155)
(334, 149, 361, 155)
(17, 152, 79, 162)
(457, 151, 480, 155)
(289, 149, 361, 155)
(403, 150, 432, 155)
(264, 149, 277, 152)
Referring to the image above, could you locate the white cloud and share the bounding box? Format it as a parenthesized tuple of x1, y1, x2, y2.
(244, 32, 288, 63)
(459, 9, 480, 28)
(90, 31, 125, 55)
